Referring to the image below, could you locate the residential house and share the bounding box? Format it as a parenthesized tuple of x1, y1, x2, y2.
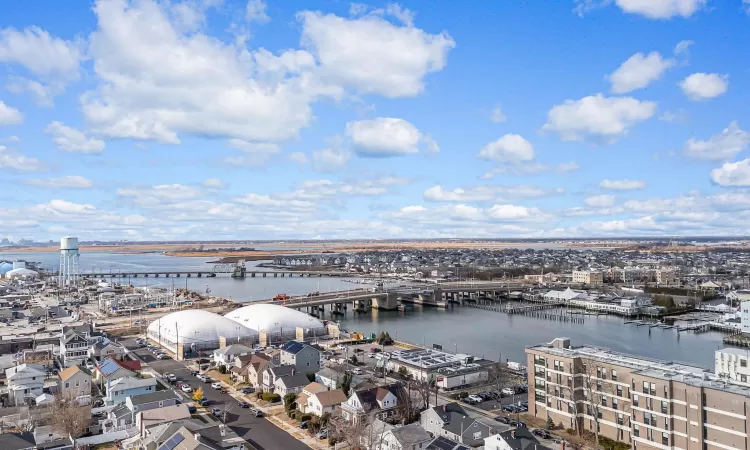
(33, 425, 74, 449)
(144, 423, 246, 450)
(126, 390, 181, 416)
(274, 373, 310, 397)
(306, 389, 347, 418)
(106, 404, 134, 430)
(425, 436, 470, 450)
(484, 428, 546, 450)
(280, 341, 322, 372)
(57, 366, 92, 402)
(94, 357, 140, 386)
(296, 382, 327, 414)
(88, 338, 126, 362)
(106, 376, 157, 406)
(315, 365, 363, 390)
(136, 404, 191, 431)
(377, 423, 432, 450)
(213, 344, 253, 367)
(339, 383, 404, 424)
(5, 364, 45, 406)
(234, 354, 272, 386)
(0, 432, 35, 450)
(420, 403, 491, 447)
(59, 331, 89, 368)
(261, 365, 295, 392)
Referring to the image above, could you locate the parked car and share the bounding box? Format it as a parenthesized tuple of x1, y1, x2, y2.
(211, 382, 222, 390)
(350, 368, 363, 375)
(493, 416, 511, 424)
(211, 407, 224, 418)
(198, 398, 210, 406)
(166, 373, 177, 382)
(240, 387, 255, 394)
(187, 405, 197, 414)
(197, 374, 210, 382)
(85, 362, 96, 371)
(181, 384, 193, 393)
(467, 395, 483, 403)
(251, 408, 263, 417)
(501, 387, 516, 396)
(532, 429, 551, 439)
(156, 354, 168, 360)
(316, 429, 328, 439)
(299, 420, 309, 429)
(238, 401, 250, 408)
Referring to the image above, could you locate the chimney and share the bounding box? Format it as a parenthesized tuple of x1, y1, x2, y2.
(219, 424, 226, 436)
(292, 368, 295, 376)
(194, 433, 201, 442)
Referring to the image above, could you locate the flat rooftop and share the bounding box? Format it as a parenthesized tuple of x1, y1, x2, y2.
(389, 348, 492, 373)
(529, 340, 750, 398)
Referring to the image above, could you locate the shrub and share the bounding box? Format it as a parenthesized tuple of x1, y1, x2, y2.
(565, 428, 576, 435)
(262, 393, 281, 403)
(300, 414, 312, 422)
(218, 365, 227, 374)
(599, 436, 631, 450)
(546, 417, 554, 430)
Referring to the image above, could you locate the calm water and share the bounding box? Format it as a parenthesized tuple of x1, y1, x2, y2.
(2, 250, 725, 368)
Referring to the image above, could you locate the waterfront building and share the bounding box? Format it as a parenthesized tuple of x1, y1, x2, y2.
(542, 288, 587, 302)
(572, 270, 603, 285)
(527, 337, 750, 450)
(715, 347, 750, 385)
(384, 348, 492, 387)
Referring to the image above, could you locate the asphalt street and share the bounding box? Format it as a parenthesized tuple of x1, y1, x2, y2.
(122, 338, 312, 450)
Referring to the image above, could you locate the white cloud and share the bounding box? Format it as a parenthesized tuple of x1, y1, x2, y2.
(490, 105, 506, 123)
(659, 109, 689, 123)
(202, 178, 226, 189)
(117, 184, 204, 206)
(710, 159, 750, 187)
(673, 40, 693, 58)
(346, 117, 437, 156)
(299, 10, 455, 97)
(599, 179, 647, 190)
(44, 121, 105, 153)
(614, 0, 706, 19)
(585, 194, 616, 207)
(234, 193, 316, 211)
(478, 134, 534, 163)
(608, 52, 674, 93)
(542, 94, 656, 143)
(679, 73, 728, 101)
(384, 202, 554, 225)
(424, 184, 557, 202)
(683, 121, 750, 161)
(0, 145, 45, 172)
(312, 148, 351, 171)
(288, 152, 308, 164)
(0, 101, 23, 125)
(480, 161, 579, 179)
(245, 0, 270, 23)
(227, 139, 280, 154)
(24, 176, 93, 189)
(385, 3, 415, 26)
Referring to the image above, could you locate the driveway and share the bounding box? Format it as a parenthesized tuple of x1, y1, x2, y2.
(121, 338, 312, 450)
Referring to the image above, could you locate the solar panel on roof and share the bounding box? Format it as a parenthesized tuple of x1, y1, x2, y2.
(157, 432, 185, 450)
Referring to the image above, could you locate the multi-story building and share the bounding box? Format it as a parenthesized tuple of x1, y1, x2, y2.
(5, 364, 45, 406)
(572, 271, 603, 285)
(742, 301, 750, 334)
(280, 341, 322, 372)
(715, 347, 750, 385)
(654, 269, 677, 284)
(527, 337, 750, 450)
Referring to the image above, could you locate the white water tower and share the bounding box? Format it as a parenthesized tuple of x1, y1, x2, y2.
(59, 236, 80, 286)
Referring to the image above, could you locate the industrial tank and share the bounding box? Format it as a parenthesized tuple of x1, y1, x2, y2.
(60, 236, 79, 250)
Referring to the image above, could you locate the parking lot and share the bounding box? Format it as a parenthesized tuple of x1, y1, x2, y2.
(122, 338, 311, 450)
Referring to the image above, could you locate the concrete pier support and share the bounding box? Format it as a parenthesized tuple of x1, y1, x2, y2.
(371, 293, 399, 310)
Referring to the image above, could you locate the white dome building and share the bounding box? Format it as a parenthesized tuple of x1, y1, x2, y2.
(147, 309, 258, 354)
(5, 268, 38, 279)
(224, 303, 327, 342)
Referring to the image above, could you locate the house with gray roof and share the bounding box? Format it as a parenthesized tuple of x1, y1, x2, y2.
(273, 373, 310, 397)
(213, 344, 253, 366)
(261, 364, 296, 392)
(126, 390, 180, 415)
(377, 423, 432, 450)
(425, 436, 470, 450)
(484, 428, 548, 450)
(421, 402, 492, 447)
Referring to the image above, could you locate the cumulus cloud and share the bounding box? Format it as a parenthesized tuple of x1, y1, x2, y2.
(44, 121, 105, 153)
(116, 184, 204, 208)
(614, 0, 706, 19)
(585, 194, 616, 207)
(679, 73, 728, 101)
(0, 145, 44, 172)
(541, 94, 656, 143)
(424, 184, 558, 202)
(480, 162, 579, 179)
(608, 51, 674, 93)
(710, 159, 750, 187)
(0, 101, 23, 125)
(312, 148, 351, 171)
(478, 134, 534, 163)
(299, 9, 455, 98)
(288, 152, 308, 164)
(599, 179, 647, 190)
(24, 176, 93, 189)
(245, 0, 270, 23)
(202, 178, 226, 189)
(346, 117, 437, 156)
(683, 121, 750, 161)
(490, 106, 506, 123)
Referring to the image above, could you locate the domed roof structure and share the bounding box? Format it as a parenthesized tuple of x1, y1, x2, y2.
(5, 268, 38, 279)
(224, 303, 325, 333)
(147, 309, 258, 348)
(0, 262, 12, 275)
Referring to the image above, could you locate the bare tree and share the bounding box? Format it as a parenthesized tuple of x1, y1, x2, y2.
(488, 362, 510, 396)
(50, 393, 91, 438)
(220, 402, 233, 423)
(578, 360, 612, 445)
(329, 412, 389, 450)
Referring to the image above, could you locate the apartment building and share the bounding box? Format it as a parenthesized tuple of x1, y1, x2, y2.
(572, 271, 603, 285)
(527, 337, 750, 450)
(715, 347, 750, 385)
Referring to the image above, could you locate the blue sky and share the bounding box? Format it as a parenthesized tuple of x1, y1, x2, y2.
(1, 0, 750, 241)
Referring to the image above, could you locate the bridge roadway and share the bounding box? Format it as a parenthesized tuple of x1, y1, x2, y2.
(80, 270, 352, 278)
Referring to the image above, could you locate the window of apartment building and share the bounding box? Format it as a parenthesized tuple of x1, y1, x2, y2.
(617, 385, 623, 397)
(664, 417, 669, 430)
(612, 398, 618, 410)
(647, 428, 654, 441)
(556, 374, 562, 385)
(557, 400, 563, 410)
(661, 401, 668, 414)
(568, 403, 575, 414)
(742, 359, 747, 367)
(642, 381, 649, 394)
(554, 360, 559, 370)
(646, 397, 652, 410)
(664, 385, 668, 397)
(633, 394, 639, 407)
(559, 361, 565, 371)
(632, 379, 636, 390)
(662, 432, 668, 445)
(643, 412, 651, 425)
(611, 369, 618, 381)
(742, 374, 747, 383)
(617, 413, 624, 425)
(650, 383, 656, 395)
(601, 397, 607, 407)
(596, 382, 602, 392)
